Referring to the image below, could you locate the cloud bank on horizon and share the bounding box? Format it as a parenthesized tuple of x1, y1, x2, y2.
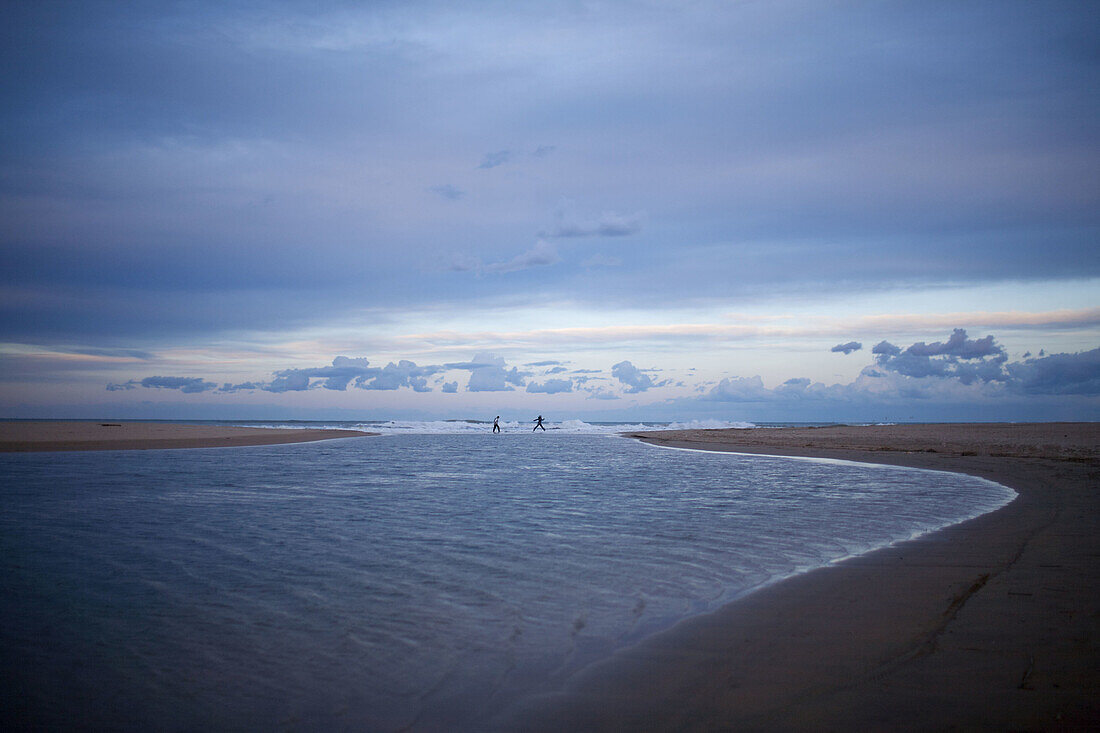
(102, 329, 1100, 421)
(1, 1, 1098, 421)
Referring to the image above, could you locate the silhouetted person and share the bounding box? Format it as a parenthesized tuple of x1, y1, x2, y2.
(493, 416, 501, 433)
(533, 415, 545, 431)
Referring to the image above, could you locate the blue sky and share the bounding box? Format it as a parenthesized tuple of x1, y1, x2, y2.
(2, 0, 1098, 421)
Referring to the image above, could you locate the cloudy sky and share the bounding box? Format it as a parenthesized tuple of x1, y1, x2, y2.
(2, 0, 1098, 422)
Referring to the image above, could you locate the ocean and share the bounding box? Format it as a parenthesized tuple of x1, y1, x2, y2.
(0, 423, 1015, 731)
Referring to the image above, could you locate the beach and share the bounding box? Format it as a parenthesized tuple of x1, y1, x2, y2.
(499, 423, 1099, 731)
(0, 421, 374, 452)
(2, 421, 1095, 730)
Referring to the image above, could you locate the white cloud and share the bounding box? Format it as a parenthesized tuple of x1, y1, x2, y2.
(583, 385, 620, 400)
(526, 378, 573, 394)
(703, 375, 771, 402)
(461, 352, 528, 392)
(611, 360, 661, 393)
(100, 331, 1099, 421)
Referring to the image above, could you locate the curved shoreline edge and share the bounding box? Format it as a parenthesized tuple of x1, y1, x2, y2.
(642, 440, 1020, 579)
(498, 424, 1099, 731)
(0, 421, 376, 452)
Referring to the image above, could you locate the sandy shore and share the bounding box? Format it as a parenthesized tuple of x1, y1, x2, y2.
(0, 421, 375, 452)
(499, 423, 1099, 731)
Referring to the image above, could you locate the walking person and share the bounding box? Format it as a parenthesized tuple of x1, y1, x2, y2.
(492, 416, 501, 434)
(533, 415, 546, 431)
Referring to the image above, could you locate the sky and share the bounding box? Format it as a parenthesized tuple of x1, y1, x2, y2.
(1, 0, 1098, 422)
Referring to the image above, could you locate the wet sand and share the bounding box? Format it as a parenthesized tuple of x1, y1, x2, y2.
(499, 423, 1099, 731)
(0, 421, 374, 452)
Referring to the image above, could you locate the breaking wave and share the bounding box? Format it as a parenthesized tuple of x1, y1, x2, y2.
(233, 418, 758, 435)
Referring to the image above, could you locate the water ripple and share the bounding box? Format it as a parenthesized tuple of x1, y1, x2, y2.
(0, 434, 1013, 731)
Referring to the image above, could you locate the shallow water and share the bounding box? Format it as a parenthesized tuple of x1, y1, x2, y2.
(0, 434, 1013, 731)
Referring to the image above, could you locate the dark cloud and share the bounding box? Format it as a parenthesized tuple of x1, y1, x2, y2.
(904, 329, 1004, 359)
(776, 377, 812, 394)
(441, 381, 458, 393)
(873, 329, 1008, 385)
(699, 331, 1100, 407)
(872, 340, 902, 356)
(526, 360, 564, 366)
(429, 184, 464, 200)
(477, 150, 512, 169)
(1006, 348, 1100, 395)
(218, 381, 263, 393)
(139, 376, 218, 394)
(3, 0, 1097, 423)
(1, 2, 1098, 350)
(831, 341, 862, 354)
(265, 371, 313, 393)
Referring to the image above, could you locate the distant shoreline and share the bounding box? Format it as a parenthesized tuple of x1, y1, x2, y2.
(499, 422, 1099, 730)
(0, 421, 376, 452)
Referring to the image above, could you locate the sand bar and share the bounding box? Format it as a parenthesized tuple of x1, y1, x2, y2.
(0, 421, 375, 452)
(500, 423, 1099, 731)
